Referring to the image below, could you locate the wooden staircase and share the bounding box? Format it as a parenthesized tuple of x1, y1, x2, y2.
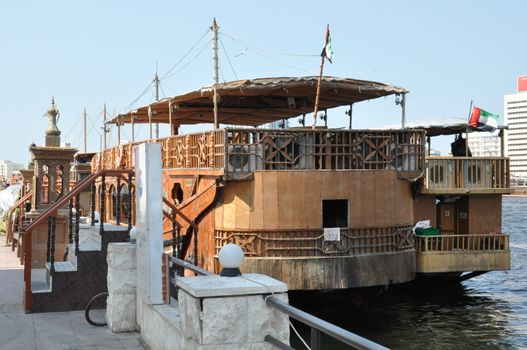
(30, 224, 129, 313)
(20, 169, 134, 313)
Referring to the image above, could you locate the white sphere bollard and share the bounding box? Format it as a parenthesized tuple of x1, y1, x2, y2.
(218, 243, 245, 277)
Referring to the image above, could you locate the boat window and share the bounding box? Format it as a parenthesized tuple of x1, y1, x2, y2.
(171, 182, 184, 205)
(322, 199, 348, 228)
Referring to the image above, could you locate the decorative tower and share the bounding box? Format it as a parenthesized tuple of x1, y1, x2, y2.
(27, 98, 77, 267)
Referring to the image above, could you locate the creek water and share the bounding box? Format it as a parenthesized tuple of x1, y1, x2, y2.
(289, 196, 527, 349)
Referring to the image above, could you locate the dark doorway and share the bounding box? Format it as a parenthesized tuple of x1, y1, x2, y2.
(323, 199, 348, 228)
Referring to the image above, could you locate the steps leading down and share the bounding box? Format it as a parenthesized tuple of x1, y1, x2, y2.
(30, 223, 129, 313)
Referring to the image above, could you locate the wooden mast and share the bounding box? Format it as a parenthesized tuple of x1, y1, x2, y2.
(131, 113, 135, 142)
(103, 103, 107, 150)
(148, 106, 152, 140)
(312, 55, 325, 129)
(117, 118, 121, 146)
(466, 100, 473, 156)
(154, 68, 160, 139)
(168, 98, 173, 136)
(312, 25, 331, 129)
(83, 107, 87, 152)
(212, 18, 219, 129)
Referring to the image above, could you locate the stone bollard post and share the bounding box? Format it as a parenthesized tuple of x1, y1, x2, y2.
(175, 274, 290, 349)
(106, 242, 138, 332)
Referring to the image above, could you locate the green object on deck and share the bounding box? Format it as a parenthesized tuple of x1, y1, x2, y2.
(415, 227, 440, 236)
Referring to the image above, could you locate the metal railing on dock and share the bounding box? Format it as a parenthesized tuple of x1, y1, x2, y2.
(167, 255, 389, 350)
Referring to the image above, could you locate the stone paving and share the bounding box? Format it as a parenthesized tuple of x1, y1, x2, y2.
(0, 235, 146, 350)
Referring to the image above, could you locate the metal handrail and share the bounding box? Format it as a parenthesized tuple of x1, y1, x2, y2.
(166, 257, 387, 350)
(23, 169, 134, 313)
(168, 256, 212, 276)
(265, 296, 389, 350)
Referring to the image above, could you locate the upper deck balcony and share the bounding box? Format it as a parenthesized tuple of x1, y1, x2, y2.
(94, 128, 427, 178)
(421, 156, 512, 195)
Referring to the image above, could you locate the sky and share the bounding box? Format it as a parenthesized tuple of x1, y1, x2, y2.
(0, 0, 525, 164)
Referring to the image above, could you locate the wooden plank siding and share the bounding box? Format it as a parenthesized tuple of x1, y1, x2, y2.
(417, 251, 510, 273)
(215, 171, 414, 231)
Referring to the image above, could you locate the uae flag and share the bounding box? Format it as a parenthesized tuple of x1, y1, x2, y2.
(321, 24, 333, 63)
(468, 106, 499, 132)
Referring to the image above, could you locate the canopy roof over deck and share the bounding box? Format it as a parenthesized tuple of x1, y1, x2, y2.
(109, 76, 408, 127)
(386, 118, 507, 137)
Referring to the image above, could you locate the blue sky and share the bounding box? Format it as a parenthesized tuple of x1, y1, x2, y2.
(0, 1, 525, 164)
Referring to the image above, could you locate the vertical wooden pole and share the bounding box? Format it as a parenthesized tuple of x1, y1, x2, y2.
(103, 103, 107, 150)
(131, 114, 135, 142)
(348, 104, 353, 130)
(168, 99, 173, 136)
(466, 100, 473, 156)
(401, 93, 407, 128)
(83, 108, 87, 153)
(148, 106, 153, 140)
(212, 18, 220, 129)
(117, 119, 121, 146)
(154, 70, 160, 139)
(116, 177, 121, 225)
(312, 55, 325, 129)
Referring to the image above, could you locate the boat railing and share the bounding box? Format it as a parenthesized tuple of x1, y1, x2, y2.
(167, 255, 388, 350)
(414, 233, 509, 252)
(422, 156, 511, 193)
(224, 128, 425, 172)
(215, 225, 414, 257)
(95, 128, 426, 173)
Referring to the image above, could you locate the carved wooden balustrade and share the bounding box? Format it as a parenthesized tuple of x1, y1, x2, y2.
(95, 128, 426, 174)
(224, 129, 425, 172)
(422, 157, 511, 194)
(415, 233, 509, 252)
(214, 225, 415, 257)
(414, 233, 510, 273)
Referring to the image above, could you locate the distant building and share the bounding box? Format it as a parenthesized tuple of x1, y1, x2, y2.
(467, 132, 501, 157)
(429, 149, 441, 156)
(504, 76, 527, 177)
(0, 160, 24, 178)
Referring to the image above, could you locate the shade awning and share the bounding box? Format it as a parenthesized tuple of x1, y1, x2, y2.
(109, 76, 408, 126)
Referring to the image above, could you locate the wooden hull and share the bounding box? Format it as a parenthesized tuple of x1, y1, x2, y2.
(238, 250, 416, 291)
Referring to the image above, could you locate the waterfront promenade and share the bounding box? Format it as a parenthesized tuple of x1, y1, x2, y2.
(0, 236, 145, 350)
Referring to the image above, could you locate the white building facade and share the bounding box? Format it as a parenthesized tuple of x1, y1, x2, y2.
(504, 84, 527, 178)
(467, 132, 501, 157)
(0, 160, 24, 178)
